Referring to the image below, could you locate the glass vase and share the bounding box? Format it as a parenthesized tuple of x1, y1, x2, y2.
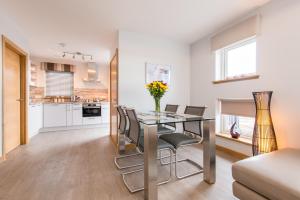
(154, 97, 161, 113)
(252, 91, 278, 156)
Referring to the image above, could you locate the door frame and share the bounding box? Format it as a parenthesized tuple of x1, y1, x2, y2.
(2, 35, 28, 159)
(109, 49, 118, 143)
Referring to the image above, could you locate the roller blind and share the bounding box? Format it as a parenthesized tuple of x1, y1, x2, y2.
(211, 15, 259, 51)
(220, 99, 255, 117)
(46, 71, 74, 96)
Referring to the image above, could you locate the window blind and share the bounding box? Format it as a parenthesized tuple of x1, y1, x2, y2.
(211, 15, 259, 51)
(46, 71, 74, 96)
(220, 99, 255, 117)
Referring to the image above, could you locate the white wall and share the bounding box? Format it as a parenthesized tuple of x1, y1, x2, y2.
(118, 31, 190, 113)
(190, 0, 300, 154)
(0, 10, 30, 156)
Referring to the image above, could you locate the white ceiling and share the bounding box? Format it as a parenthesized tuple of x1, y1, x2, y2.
(0, 0, 270, 63)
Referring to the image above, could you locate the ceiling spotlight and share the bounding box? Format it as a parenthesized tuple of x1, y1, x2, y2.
(82, 55, 85, 61)
(90, 56, 93, 61)
(73, 54, 75, 59)
(62, 53, 66, 58)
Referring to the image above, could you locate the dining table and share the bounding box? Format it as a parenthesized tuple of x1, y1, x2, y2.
(118, 110, 216, 200)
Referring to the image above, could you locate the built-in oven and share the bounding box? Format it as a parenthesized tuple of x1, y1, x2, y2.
(82, 103, 101, 117)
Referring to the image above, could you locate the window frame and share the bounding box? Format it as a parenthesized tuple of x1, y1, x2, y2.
(45, 71, 74, 97)
(220, 114, 254, 141)
(214, 37, 257, 82)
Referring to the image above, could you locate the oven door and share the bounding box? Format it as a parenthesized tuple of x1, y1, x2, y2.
(82, 106, 101, 117)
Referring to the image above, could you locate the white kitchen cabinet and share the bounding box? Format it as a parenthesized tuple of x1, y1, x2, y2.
(66, 104, 73, 126)
(29, 103, 43, 138)
(72, 103, 83, 125)
(83, 117, 101, 125)
(43, 104, 67, 127)
(101, 103, 110, 123)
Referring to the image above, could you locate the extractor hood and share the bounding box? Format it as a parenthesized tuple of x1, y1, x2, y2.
(83, 62, 101, 82)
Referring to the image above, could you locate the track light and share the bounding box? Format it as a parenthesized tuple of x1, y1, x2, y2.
(62, 52, 92, 61)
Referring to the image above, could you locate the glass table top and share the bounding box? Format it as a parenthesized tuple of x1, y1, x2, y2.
(137, 111, 215, 125)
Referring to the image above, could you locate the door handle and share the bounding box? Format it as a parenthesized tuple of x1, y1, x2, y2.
(16, 99, 24, 101)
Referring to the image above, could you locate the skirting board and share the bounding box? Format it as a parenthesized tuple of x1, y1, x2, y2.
(39, 123, 109, 133)
(216, 145, 249, 160)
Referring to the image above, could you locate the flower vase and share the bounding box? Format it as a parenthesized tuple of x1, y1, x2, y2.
(154, 98, 161, 113)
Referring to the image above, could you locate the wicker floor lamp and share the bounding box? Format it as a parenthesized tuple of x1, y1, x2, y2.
(252, 91, 278, 156)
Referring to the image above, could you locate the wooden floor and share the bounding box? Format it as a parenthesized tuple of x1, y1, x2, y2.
(0, 127, 239, 200)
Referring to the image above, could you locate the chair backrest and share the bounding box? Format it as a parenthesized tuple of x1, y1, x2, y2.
(163, 104, 179, 129)
(183, 106, 207, 136)
(165, 104, 179, 113)
(184, 106, 206, 116)
(117, 106, 128, 136)
(125, 108, 142, 146)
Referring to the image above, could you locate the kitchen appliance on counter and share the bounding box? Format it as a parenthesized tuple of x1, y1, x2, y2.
(82, 103, 101, 117)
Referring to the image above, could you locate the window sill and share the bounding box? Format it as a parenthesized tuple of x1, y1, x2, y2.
(216, 133, 252, 145)
(213, 75, 259, 84)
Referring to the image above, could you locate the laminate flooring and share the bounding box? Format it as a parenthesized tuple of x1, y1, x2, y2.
(0, 127, 239, 200)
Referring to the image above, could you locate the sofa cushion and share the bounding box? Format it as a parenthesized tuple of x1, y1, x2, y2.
(232, 148, 300, 200)
(233, 182, 268, 200)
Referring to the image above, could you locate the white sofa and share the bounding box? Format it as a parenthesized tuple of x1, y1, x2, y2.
(232, 148, 300, 200)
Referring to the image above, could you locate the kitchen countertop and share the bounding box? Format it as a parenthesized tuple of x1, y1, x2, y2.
(30, 101, 110, 105)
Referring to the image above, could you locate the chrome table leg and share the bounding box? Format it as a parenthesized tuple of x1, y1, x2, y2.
(203, 120, 216, 184)
(144, 124, 158, 200)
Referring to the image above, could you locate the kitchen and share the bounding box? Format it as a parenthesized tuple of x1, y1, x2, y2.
(28, 55, 110, 138)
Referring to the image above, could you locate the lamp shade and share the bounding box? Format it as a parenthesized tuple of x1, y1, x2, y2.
(252, 91, 278, 156)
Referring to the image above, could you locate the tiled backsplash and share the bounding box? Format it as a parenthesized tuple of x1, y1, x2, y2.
(74, 88, 108, 100)
(30, 86, 44, 103)
(30, 86, 108, 103)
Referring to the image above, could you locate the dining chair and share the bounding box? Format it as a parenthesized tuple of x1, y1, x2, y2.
(159, 106, 207, 179)
(114, 106, 144, 170)
(157, 104, 179, 134)
(121, 108, 174, 193)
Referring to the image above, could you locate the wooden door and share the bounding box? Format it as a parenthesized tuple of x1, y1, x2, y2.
(4, 47, 21, 153)
(110, 50, 118, 146)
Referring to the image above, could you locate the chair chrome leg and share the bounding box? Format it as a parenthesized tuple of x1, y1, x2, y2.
(174, 150, 203, 179)
(121, 148, 173, 193)
(159, 149, 173, 165)
(114, 152, 144, 170)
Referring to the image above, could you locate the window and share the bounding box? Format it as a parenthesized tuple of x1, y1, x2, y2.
(215, 37, 256, 81)
(221, 114, 255, 140)
(45, 71, 74, 96)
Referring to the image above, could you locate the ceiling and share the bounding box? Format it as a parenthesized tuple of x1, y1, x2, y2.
(0, 0, 270, 63)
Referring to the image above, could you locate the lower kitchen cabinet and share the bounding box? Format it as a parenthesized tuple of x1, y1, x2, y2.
(40, 102, 107, 130)
(43, 104, 67, 127)
(29, 103, 43, 138)
(83, 117, 101, 125)
(72, 104, 83, 125)
(66, 104, 73, 126)
(101, 103, 110, 123)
